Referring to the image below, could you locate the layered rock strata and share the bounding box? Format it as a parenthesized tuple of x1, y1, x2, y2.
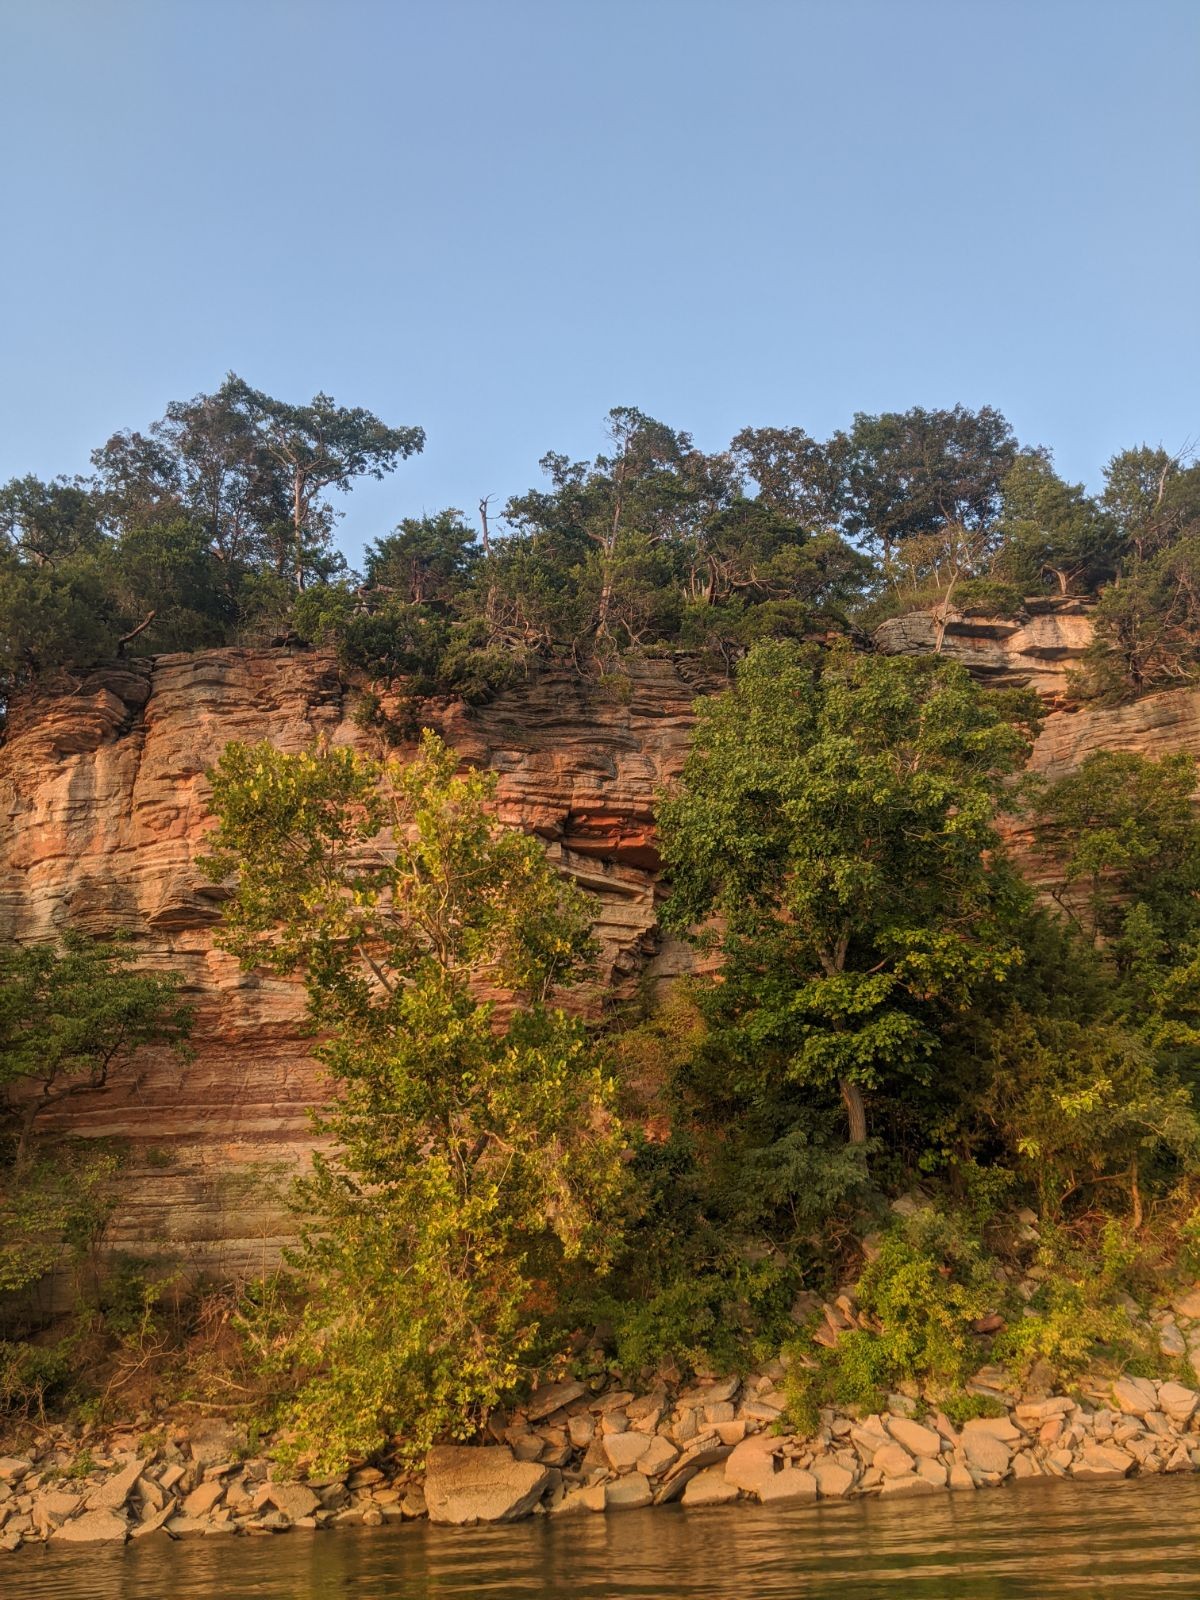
(0, 649, 709, 1280)
(2, 617, 1197, 1275)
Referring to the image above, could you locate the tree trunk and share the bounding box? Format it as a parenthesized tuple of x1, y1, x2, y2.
(840, 1078, 867, 1144)
(292, 471, 305, 592)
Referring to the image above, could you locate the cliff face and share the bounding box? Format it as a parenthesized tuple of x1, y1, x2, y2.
(0, 649, 708, 1281)
(873, 596, 1096, 700)
(1, 614, 1193, 1280)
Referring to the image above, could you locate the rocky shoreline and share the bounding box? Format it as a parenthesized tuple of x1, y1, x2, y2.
(5, 1361, 1200, 1551)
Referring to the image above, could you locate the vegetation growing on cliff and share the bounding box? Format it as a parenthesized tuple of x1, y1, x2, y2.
(3, 383, 1198, 710)
(200, 732, 624, 1466)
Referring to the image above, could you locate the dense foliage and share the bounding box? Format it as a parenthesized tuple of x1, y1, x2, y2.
(6, 384, 1198, 711)
(201, 732, 624, 1466)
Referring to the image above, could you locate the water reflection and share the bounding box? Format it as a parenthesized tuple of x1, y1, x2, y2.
(9, 1475, 1200, 1599)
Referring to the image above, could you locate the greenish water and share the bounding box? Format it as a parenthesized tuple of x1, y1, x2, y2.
(8, 1476, 1200, 1598)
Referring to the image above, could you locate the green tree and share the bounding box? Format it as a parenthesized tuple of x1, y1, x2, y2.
(0, 934, 192, 1159)
(842, 405, 1019, 567)
(365, 510, 478, 607)
(0, 936, 191, 1297)
(658, 640, 1038, 1145)
(994, 451, 1114, 596)
(202, 732, 624, 1465)
(219, 376, 424, 591)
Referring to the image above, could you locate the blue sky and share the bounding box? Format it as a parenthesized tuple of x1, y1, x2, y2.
(1, 0, 1196, 567)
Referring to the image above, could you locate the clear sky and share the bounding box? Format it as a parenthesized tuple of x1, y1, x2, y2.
(1, 0, 1196, 567)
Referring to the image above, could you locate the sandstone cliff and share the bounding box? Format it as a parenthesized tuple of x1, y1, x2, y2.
(0, 611, 1191, 1280)
(0, 649, 709, 1280)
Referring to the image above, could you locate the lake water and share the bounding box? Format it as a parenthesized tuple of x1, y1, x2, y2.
(8, 1475, 1198, 1599)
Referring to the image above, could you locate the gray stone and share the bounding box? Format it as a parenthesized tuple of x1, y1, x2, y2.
(424, 1446, 550, 1525)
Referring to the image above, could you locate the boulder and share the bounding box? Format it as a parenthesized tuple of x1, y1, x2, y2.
(1160, 1383, 1200, 1424)
(602, 1431, 654, 1472)
(0, 1458, 30, 1484)
(1159, 1323, 1186, 1358)
(1112, 1377, 1158, 1418)
(962, 1417, 1021, 1443)
(424, 1446, 550, 1525)
(51, 1508, 129, 1543)
(182, 1481, 224, 1518)
(879, 1474, 936, 1497)
(757, 1467, 817, 1504)
(654, 1443, 732, 1504)
(1072, 1444, 1133, 1481)
(604, 1473, 653, 1511)
(86, 1456, 147, 1512)
(1173, 1288, 1200, 1320)
(261, 1482, 319, 1520)
(681, 1466, 741, 1507)
(553, 1484, 607, 1515)
(724, 1435, 779, 1496)
(886, 1418, 941, 1458)
(640, 1436, 679, 1478)
(526, 1380, 586, 1422)
(33, 1490, 82, 1531)
(873, 1444, 916, 1478)
(960, 1431, 1010, 1475)
(812, 1460, 855, 1498)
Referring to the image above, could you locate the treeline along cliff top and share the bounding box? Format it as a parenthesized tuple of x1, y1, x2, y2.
(3, 377, 1200, 713)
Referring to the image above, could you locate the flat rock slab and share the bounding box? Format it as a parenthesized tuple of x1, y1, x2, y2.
(86, 1456, 147, 1512)
(425, 1446, 550, 1525)
(526, 1381, 587, 1422)
(605, 1473, 653, 1510)
(1159, 1382, 1200, 1424)
(887, 1418, 941, 1458)
(758, 1467, 817, 1504)
(1112, 1377, 1158, 1418)
(681, 1466, 740, 1507)
(51, 1509, 129, 1543)
(261, 1483, 319, 1520)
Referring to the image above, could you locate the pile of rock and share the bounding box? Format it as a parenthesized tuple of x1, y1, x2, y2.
(0, 1420, 427, 1552)
(7, 1366, 1200, 1549)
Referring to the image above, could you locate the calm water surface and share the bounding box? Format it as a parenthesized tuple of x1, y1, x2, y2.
(8, 1476, 1199, 1599)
